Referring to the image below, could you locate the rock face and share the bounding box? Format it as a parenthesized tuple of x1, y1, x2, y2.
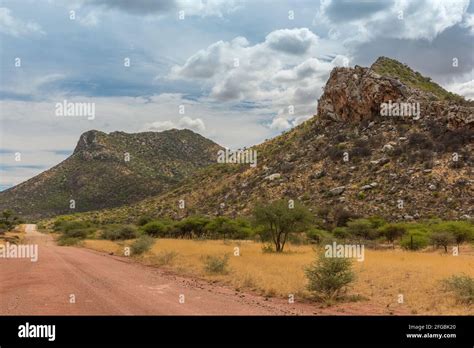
(317, 65, 405, 123)
(317, 57, 474, 130)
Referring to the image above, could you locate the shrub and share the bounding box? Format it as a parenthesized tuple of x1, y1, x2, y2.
(305, 252, 355, 303)
(408, 132, 434, 150)
(433, 221, 474, 251)
(142, 221, 168, 237)
(62, 228, 92, 239)
(346, 218, 379, 240)
(400, 232, 429, 250)
(131, 235, 154, 255)
(204, 254, 230, 274)
(173, 216, 210, 239)
(137, 215, 153, 226)
(332, 206, 357, 227)
(306, 228, 333, 244)
(101, 225, 137, 240)
(154, 251, 178, 266)
(350, 139, 372, 158)
(430, 231, 455, 253)
(379, 224, 406, 246)
(62, 220, 91, 232)
(205, 217, 251, 239)
(57, 236, 82, 246)
(327, 146, 344, 161)
(261, 243, 275, 253)
(442, 274, 474, 304)
(332, 227, 349, 239)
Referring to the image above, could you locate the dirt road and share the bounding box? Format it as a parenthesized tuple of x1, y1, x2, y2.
(0, 225, 317, 315)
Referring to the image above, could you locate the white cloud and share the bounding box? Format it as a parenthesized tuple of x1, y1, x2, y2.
(170, 28, 349, 128)
(270, 117, 291, 131)
(84, 0, 241, 17)
(445, 74, 474, 100)
(145, 116, 206, 133)
(145, 120, 175, 132)
(178, 116, 206, 132)
(462, 12, 474, 35)
(266, 28, 318, 55)
(316, 0, 470, 43)
(0, 7, 45, 37)
(78, 10, 100, 27)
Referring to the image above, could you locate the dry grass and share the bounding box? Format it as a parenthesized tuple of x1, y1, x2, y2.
(82, 238, 474, 315)
(0, 225, 26, 246)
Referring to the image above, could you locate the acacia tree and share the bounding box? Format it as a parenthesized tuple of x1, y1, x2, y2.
(0, 209, 20, 234)
(380, 224, 406, 248)
(253, 200, 312, 252)
(434, 221, 473, 253)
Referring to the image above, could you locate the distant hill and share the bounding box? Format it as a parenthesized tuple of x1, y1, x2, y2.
(0, 129, 222, 218)
(66, 57, 473, 224)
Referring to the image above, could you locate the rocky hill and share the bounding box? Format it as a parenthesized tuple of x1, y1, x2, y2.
(70, 57, 473, 225)
(0, 129, 222, 218)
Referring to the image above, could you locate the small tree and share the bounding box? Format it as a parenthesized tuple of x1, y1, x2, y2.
(253, 200, 311, 252)
(174, 216, 210, 239)
(0, 209, 21, 232)
(305, 252, 355, 303)
(430, 231, 455, 253)
(142, 221, 168, 237)
(346, 218, 379, 241)
(379, 224, 406, 248)
(434, 221, 473, 253)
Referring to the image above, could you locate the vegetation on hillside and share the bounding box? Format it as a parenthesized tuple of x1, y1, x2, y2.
(371, 56, 466, 102)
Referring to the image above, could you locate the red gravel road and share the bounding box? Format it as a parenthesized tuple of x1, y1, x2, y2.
(0, 225, 405, 315)
(0, 225, 309, 315)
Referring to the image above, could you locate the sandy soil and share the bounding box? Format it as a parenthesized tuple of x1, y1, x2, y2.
(0, 225, 407, 315)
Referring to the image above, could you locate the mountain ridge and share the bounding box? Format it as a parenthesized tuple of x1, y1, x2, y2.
(2, 56, 473, 222)
(0, 128, 223, 218)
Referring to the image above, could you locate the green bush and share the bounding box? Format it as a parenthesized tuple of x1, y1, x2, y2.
(332, 227, 349, 239)
(306, 228, 333, 244)
(442, 274, 474, 304)
(346, 218, 380, 240)
(142, 221, 169, 237)
(379, 224, 406, 245)
(305, 252, 355, 303)
(62, 228, 93, 239)
(131, 235, 155, 255)
(205, 216, 250, 239)
(101, 225, 137, 240)
(400, 232, 429, 250)
(433, 221, 473, 250)
(430, 231, 455, 253)
(137, 215, 153, 226)
(57, 236, 82, 246)
(173, 216, 210, 238)
(204, 254, 230, 274)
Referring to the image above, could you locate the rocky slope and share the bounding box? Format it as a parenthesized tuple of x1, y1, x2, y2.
(71, 57, 473, 225)
(0, 129, 222, 218)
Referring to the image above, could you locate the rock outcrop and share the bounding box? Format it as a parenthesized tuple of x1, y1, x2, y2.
(318, 57, 473, 130)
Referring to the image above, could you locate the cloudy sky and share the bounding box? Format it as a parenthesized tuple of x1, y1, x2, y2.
(1, 0, 473, 190)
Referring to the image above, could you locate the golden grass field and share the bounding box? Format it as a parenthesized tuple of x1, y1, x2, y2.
(82, 238, 474, 315)
(0, 226, 25, 246)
